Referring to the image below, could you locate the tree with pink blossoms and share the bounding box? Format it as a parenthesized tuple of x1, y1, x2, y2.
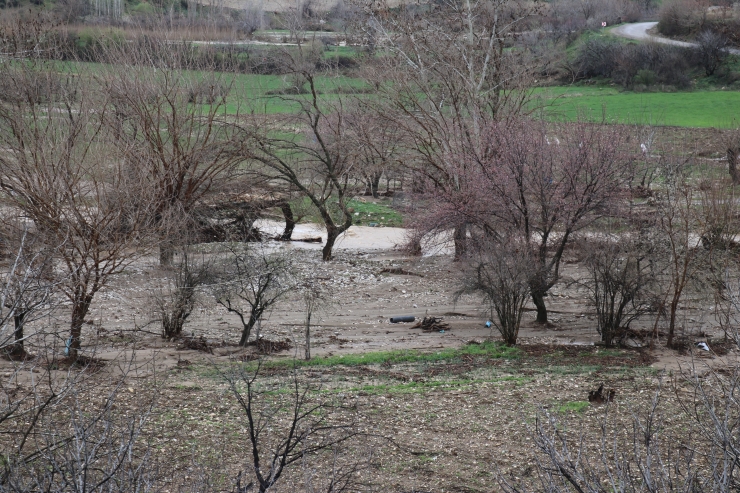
(416, 118, 631, 325)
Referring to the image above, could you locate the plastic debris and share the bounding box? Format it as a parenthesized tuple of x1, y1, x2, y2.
(696, 342, 710, 351)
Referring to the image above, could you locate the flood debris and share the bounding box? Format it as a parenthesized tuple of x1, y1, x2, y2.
(410, 316, 451, 332)
(247, 337, 293, 354)
(177, 335, 214, 354)
(379, 267, 424, 277)
(292, 237, 322, 243)
(588, 383, 615, 405)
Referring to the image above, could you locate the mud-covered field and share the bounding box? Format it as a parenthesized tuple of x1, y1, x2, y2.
(2, 230, 736, 491)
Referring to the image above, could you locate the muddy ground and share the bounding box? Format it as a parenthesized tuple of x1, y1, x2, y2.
(2, 226, 737, 492)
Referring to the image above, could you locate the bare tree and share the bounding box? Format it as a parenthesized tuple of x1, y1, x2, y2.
(0, 226, 56, 357)
(361, 0, 539, 258)
(582, 238, 653, 347)
(456, 239, 533, 345)
(221, 361, 361, 493)
(100, 43, 246, 265)
(412, 118, 629, 323)
(0, 61, 156, 360)
(724, 124, 740, 185)
(157, 247, 212, 340)
(4, 381, 156, 492)
(653, 169, 703, 348)
(244, 53, 358, 261)
(499, 389, 703, 493)
(300, 277, 331, 360)
(345, 109, 402, 199)
(697, 29, 728, 76)
(699, 180, 740, 252)
(213, 245, 295, 346)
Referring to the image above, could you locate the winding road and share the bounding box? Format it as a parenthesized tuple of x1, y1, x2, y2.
(611, 21, 740, 55)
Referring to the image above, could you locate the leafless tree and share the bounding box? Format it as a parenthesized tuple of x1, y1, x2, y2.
(243, 51, 359, 261)
(456, 239, 533, 345)
(652, 165, 703, 348)
(220, 361, 361, 493)
(100, 43, 246, 265)
(213, 245, 295, 346)
(360, 0, 539, 258)
(156, 247, 212, 340)
(724, 124, 740, 185)
(412, 118, 630, 323)
(0, 226, 56, 357)
(3, 380, 156, 492)
(582, 238, 654, 347)
(499, 389, 703, 493)
(345, 109, 402, 199)
(300, 277, 331, 360)
(0, 61, 156, 360)
(697, 29, 728, 76)
(504, 338, 740, 492)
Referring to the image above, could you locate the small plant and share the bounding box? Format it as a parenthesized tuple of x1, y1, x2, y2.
(634, 69, 656, 86)
(557, 401, 589, 413)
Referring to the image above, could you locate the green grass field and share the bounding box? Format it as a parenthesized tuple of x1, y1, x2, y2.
(533, 85, 740, 128)
(58, 60, 739, 127)
(292, 197, 403, 227)
(55, 60, 368, 114)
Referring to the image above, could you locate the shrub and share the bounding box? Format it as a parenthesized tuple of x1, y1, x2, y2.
(574, 36, 622, 78)
(634, 68, 657, 85)
(658, 0, 704, 37)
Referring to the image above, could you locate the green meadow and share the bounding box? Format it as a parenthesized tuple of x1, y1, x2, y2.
(57, 61, 739, 126)
(533, 85, 740, 128)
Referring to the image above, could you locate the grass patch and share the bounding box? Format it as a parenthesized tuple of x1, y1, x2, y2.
(557, 401, 590, 413)
(54, 61, 368, 115)
(533, 86, 740, 128)
(291, 196, 403, 227)
(263, 341, 520, 369)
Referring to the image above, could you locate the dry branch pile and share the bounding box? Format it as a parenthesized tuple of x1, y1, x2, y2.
(410, 317, 450, 332)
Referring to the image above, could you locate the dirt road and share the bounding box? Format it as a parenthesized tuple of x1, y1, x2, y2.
(611, 21, 740, 55)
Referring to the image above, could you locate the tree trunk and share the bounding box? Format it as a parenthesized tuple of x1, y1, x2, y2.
(8, 312, 26, 356)
(408, 237, 422, 256)
(160, 243, 174, 266)
(531, 290, 548, 325)
(323, 227, 338, 261)
(453, 223, 467, 260)
(370, 172, 381, 198)
(69, 298, 91, 360)
(305, 312, 311, 360)
(279, 201, 295, 241)
(729, 147, 739, 185)
(667, 298, 679, 348)
(239, 313, 258, 346)
(602, 324, 614, 348)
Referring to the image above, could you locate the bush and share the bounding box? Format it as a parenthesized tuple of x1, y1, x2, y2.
(574, 37, 622, 78)
(658, 0, 704, 37)
(634, 68, 657, 85)
(573, 38, 693, 88)
(131, 1, 156, 14)
(316, 54, 358, 70)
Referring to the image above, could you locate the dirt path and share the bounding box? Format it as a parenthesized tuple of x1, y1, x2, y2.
(611, 21, 740, 55)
